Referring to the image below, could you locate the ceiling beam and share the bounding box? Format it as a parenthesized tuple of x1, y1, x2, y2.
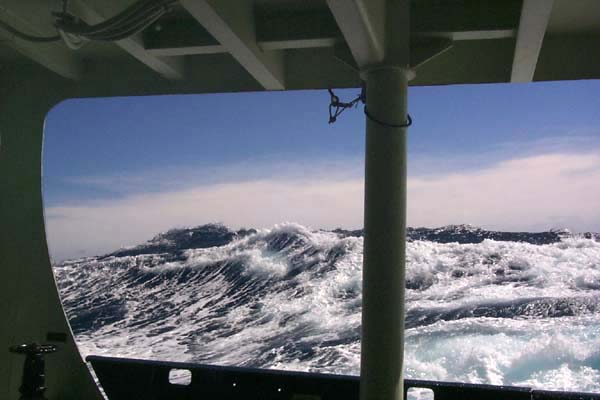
(411, 0, 522, 33)
(422, 29, 515, 41)
(0, 11, 82, 80)
(385, 0, 410, 67)
(511, 0, 554, 83)
(143, 6, 517, 59)
(146, 45, 224, 57)
(72, 0, 184, 80)
(0, 35, 83, 81)
(145, 27, 511, 58)
(144, 18, 224, 56)
(144, 12, 340, 55)
(180, 0, 285, 90)
(326, 0, 385, 68)
(255, 8, 340, 51)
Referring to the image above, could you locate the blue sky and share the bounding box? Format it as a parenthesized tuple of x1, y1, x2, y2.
(43, 80, 600, 260)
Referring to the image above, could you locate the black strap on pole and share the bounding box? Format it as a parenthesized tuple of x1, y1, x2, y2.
(364, 107, 412, 128)
(327, 85, 412, 127)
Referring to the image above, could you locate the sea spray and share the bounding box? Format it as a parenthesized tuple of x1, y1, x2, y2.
(53, 223, 600, 392)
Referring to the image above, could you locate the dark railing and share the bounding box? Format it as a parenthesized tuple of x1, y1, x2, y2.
(87, 355, 600, 400)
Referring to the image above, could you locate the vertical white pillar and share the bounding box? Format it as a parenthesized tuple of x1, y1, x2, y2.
(361, 66, 408, 400)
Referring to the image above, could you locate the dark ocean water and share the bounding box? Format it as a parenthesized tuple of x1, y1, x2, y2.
(54, 223, 600, 392)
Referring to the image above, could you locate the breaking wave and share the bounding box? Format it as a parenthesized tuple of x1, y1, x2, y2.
(53, 223, 600, 392)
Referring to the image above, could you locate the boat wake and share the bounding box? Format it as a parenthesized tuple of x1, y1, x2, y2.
(53, 223, 600, 392)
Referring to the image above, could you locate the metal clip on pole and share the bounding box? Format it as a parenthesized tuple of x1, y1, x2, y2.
(9, 343, 57, 400)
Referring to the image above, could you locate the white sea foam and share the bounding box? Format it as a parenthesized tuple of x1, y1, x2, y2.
(54, 224, 600, 393)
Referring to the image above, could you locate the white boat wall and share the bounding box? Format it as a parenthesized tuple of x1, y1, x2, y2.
(2, 1, 600, 399)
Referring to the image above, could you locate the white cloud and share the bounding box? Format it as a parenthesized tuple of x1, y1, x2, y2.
(407, 153, 600, 231)
(45, 152, 600, 261)
(45, 179, 364, 261)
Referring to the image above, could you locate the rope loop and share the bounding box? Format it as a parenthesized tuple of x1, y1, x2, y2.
(327, 86, 413, 128)
(327, 88, 362, 124)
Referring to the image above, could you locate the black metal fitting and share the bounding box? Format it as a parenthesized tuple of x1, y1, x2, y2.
(9, 343, 57, 400)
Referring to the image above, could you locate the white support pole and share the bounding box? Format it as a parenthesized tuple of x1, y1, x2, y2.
(361, 66, 408, 400)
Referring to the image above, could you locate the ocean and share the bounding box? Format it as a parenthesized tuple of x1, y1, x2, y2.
(53, 223, 600, 393)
